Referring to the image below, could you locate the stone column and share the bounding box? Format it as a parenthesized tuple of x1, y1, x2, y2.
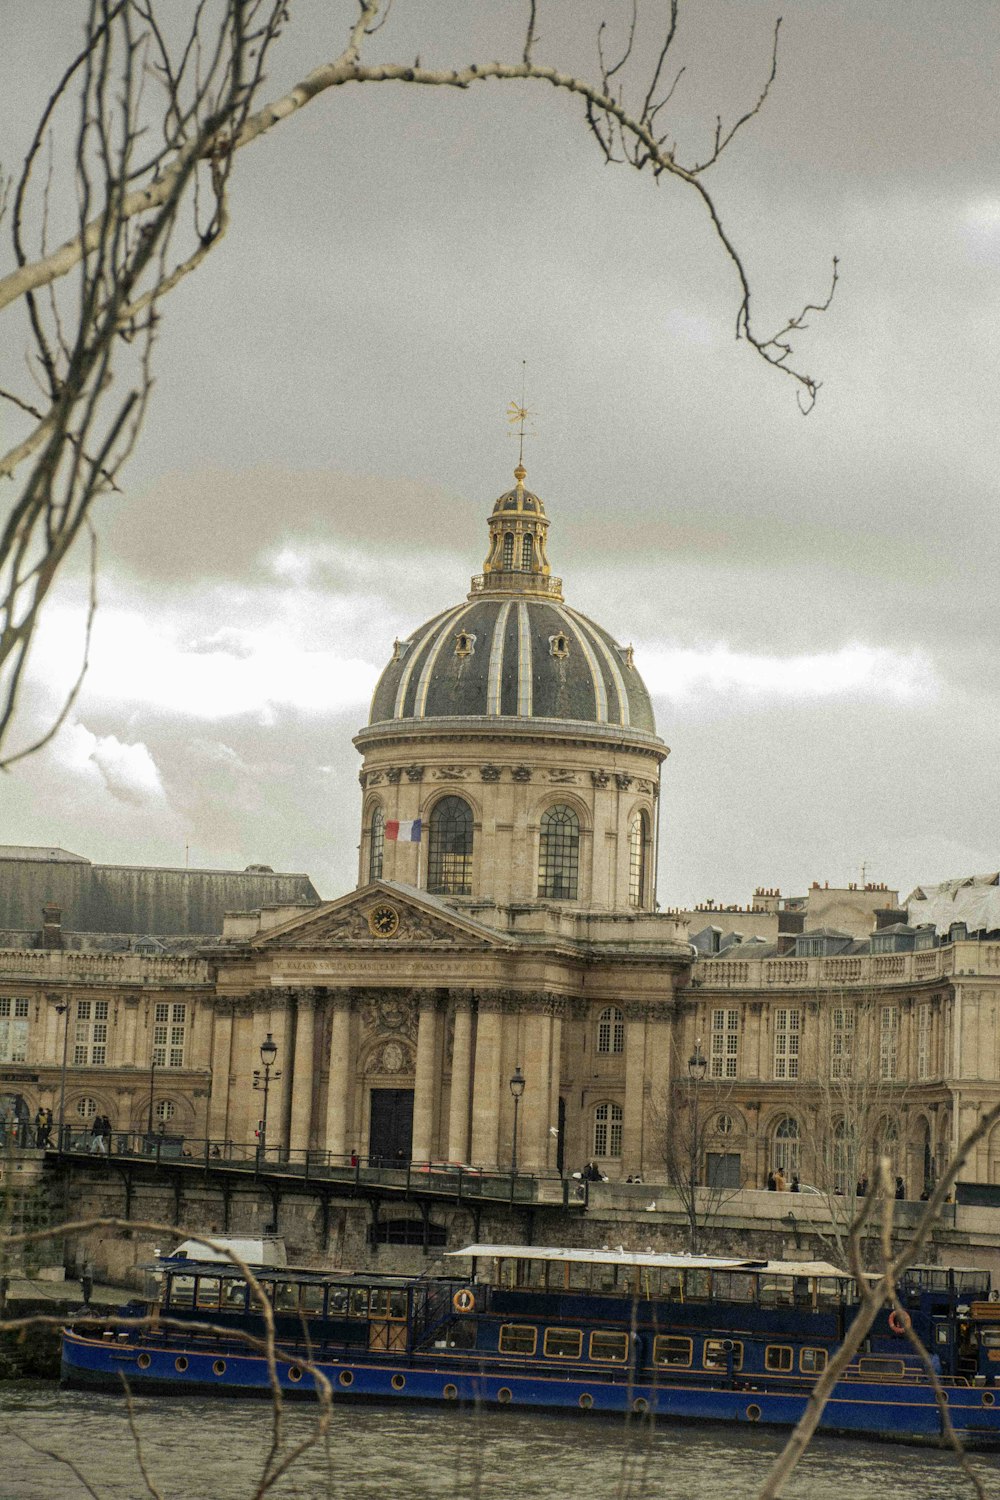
(547, 1004, 563, 1172)
(324, 990, 353, 1161)
(121, 998, 139, 1068)
(411, 991, 440, 1163)
(519, 1001, 552, 1174)
(207, 1004, 234, 1143)
(621, 1007, 647, 1176)
(288, 989, 317, 1158)
(447, 991, 474, 1163)
(470, 994, 504, 1168)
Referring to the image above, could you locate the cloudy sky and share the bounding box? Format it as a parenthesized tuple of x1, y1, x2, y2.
(2, 1, 999, 912)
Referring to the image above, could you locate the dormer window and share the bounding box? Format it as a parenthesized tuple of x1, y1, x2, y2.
(504, 495, 517, 509)
(549, 632, 570, 660)
(523, 496, 535, 510)
(454, 631, 476, 658)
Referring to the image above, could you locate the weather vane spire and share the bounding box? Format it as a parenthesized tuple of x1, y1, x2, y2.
(506, 360, 535, 483)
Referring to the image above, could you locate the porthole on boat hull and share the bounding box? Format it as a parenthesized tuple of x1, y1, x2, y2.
(175, 1356, 188, 1373)
(497, 1388, 512, 1404)
(392, 1374, 406, 1390)
(137, 1353, 151, 1370)
(443, 1384, 458, 1400)
(288, 1365, 302, 1383)
(213, 1360, 226, 1376)
(579, 1393, 594, 1410)
(984, 1391, 996, 1408)
(632, 1397, 649, 1416)
(746, 1404, 761, 1423)
(339, 1370, 354, 1388)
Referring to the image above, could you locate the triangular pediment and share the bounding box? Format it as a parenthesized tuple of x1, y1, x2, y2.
(251, 881, 513, 952)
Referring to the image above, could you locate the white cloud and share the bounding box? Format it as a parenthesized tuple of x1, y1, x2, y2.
(640, 643, 938, 703)
(55, 724, 168, 808)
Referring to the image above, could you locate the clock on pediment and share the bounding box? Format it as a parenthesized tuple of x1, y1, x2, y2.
(368, 903, 400, 939)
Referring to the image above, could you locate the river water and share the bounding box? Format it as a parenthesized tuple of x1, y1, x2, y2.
(1, 1385, 996, 1500)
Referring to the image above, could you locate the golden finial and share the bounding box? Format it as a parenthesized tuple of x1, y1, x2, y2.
(506, 359, 535, 480)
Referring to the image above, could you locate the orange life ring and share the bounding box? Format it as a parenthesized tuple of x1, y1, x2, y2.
(453, 1288, 475, 1314)
(888, 1309, 910, 1335)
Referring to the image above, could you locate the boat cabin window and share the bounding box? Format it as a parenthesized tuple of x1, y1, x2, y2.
(684, 1269, 711, 1301)
(370, 1288, 408, 1320)
(590, 1331, 629, 1363)
(168, 1275, 195, 1308)
(858, 1357, 905, 1378)
(653, 1336, 692, 1367)
(251, 1282, 275, 1311)
(328, 1287, 350, 1317)
(704, 1339, 743, 1371)
(445, 1320, 477, 1351)
(544, 1328, 583, 1360)
(764, 1346, 793, 1372)
(800, 1347, 828, 1373)
(196, 1277, 221, 1311)
(300, 1284, 325, 1316)
(759, 1277, 795, 1308)
(711, 1272, 755, 1304)
(498, 1324, 537, 1356)
(981, 1331, 1000, 1349)
(274, 1282, 300, 1313)
(222, 1279, 247, 1311)
(815, 1277, 848, 1307)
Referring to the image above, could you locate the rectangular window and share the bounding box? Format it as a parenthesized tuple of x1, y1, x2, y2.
(543, 1327, 583, 1360)
(652, 1336, 692, 1367)
(831, 1007, 854, 1079)
(879, 1006, 899, 1080)
(710, 1008, 740, 1079)
(773, 1009, 801, 1080)
(0, 997, 29, 1063)
(153, 1001, 186, 1067)
(858, 1357, 904, 1378)
(589, 1331, 629, 1362)
(917, 1004, 930, 1080)
(74, 998, 109, 1065)
(499, 1324, 537, 1356)
(800, 1347, 828, 1373)
(765, 1345, 793, 1372)
(196, 1277, 221, 1310)
(703, 1338, 743, 1371)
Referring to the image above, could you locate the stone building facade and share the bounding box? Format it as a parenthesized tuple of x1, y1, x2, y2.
(2, 467, 1000, 1202)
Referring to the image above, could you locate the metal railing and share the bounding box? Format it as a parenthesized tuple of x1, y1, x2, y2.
(27, 1132, 572, 1204)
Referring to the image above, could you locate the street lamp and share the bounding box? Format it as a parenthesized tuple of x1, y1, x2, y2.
(509, 1065, 526, 1177)
(55, 1002, 70, 1152)
(253, 1033, 281, 1166)
(687, 1039, 707, 1250)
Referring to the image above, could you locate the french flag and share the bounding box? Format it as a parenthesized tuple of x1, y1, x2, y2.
(385, 817, 421, 843)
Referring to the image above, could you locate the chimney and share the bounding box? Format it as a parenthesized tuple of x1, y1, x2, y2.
(42, 903, 64, 950)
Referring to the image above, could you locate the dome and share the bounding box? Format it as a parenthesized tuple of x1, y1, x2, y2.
(367, 468, 657, 737)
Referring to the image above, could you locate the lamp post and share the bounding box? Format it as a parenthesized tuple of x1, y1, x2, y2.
(55, 1002, 70, 1153)
(509, 1065, 526, 1178)
(687, 1039, 707, 1251)
(253, 1033, 280, 1167)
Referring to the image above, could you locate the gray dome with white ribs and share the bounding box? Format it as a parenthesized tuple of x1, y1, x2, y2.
(368, 596, 656, 734)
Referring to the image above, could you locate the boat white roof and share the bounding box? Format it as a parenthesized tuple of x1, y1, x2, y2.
(447, 1245, 850, 1278)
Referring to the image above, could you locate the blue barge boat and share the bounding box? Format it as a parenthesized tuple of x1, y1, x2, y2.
(61, 1243, 1000, 1447)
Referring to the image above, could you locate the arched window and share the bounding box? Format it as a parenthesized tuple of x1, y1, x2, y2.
(594, 1102, 623, 1158)
(76, 1096, 97, 1119)
(427, 796, 474, 895)
(537, 804, 580, 900)
(155, 1099, 176, 1123)
(521, 533, 533, 570)
(597, 1006, 625, 1055)
(628, 811, 648, 907)
(368, 805, 385, 882)
(502, 532, 515, 569)
(772, 1116, 800, 1177)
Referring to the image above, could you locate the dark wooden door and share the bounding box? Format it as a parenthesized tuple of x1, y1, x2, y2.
(369, 1088, 414, 1166)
